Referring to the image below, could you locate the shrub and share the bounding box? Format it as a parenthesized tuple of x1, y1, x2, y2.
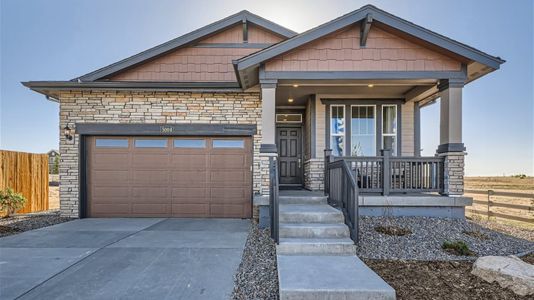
(53, 155, 59, 174)
(375, 225, 412, 236)
(511, 174, 527, 179)
(0, 188, 27, 218)
(442, 240, 476, 256)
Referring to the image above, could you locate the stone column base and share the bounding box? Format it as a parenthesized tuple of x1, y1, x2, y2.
(438, 152, 465, 196)
(304, 158, 324, 191)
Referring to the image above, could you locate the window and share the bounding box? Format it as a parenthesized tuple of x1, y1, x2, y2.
(173, 139, 206, 148)
(330, 105, 345, 156)
(276, 114, 303, 123)
(382, 105, 397, 156)
(134, 139, 168, 148)
(351, 106, 376, 156)
(95, 139, 128, 148)
(213, 139, 244, 148)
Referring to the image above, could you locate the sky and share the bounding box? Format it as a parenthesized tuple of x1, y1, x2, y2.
(1, 0, 532, 176)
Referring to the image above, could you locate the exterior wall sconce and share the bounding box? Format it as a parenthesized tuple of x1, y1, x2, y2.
(64, 125, 74, 141)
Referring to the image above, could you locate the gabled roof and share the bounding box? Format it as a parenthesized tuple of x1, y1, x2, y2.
(234, 5, 505, 86)
(75, 10, 297, 82)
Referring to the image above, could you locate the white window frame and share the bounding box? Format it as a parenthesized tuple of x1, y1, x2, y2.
(350, 105, 377, 156)
(330, 105, 345, 156)
(382, 105, 398, 156)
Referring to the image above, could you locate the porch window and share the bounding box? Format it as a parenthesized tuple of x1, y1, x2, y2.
(382, 105, 397, 156)
(330, 105, 345, 156)
(351, 105, 376, 156)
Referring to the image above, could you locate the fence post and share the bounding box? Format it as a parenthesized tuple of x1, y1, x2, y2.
(324, 149, 332, 196)
(487, 189, 494, 221)
(381, 149, 391, 196)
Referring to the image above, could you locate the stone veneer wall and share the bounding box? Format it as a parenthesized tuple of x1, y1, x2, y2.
(304, 158, 324, 191)
(58, 90, 263, 218)
(441, 152, 465, 195)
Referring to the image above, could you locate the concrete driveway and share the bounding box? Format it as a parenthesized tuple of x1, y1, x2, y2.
(0, 218, 249, 300)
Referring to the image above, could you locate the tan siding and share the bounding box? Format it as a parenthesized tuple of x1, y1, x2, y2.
(110, 47, 258, 82)
(265, 25, 461, 72)
(109, 25, 285, 82)
(201, 24, 243, 43)
(248, 24, 284, 43)
(315, 98, 326, 156)
(401, 101, 415, 156)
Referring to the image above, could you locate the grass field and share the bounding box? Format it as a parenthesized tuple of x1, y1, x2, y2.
(465, 176, 533, 230)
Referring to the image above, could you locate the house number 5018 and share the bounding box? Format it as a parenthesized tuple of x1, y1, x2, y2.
(160, 126, 174, 133)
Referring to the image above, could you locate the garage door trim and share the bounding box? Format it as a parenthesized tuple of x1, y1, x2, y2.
(78, 123, 257, 218)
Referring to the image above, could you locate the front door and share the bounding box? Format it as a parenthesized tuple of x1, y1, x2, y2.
(277, 127, 302, 185)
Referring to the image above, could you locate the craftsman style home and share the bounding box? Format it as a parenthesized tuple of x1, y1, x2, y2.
(24, 5, 503, 221)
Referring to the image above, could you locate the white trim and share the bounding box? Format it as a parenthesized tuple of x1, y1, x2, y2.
(381, 105, 398, 156)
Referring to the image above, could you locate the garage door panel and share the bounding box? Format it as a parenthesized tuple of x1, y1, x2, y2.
(210, 154, 245, 169)
(170, 171, 207, 187)
(91, 171, 129, 186)
(132, 204, 171, 215)
(170, 155, 208, 170)
(132, 154, 169, 169)
(131, 187, 168, 198)
(132, 170, 169, 186)
(88, 136, 251, 218)
(92, 154, 129, 169)
(171, 188, 208, 199)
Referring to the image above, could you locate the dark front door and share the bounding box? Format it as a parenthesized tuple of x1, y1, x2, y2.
(277, 127, 302, 185)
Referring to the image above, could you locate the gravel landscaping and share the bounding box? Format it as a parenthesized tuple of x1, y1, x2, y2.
(0, 210, 72, 238)
(232, 222, 278, 300)
(357, 216, 534, 261)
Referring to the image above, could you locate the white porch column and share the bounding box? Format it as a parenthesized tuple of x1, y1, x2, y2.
(437, 79, 465, 196)
(258, 79, 277, 197)
(260, 79, 277, 153)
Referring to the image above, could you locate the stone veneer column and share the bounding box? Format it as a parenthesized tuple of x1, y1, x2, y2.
(437, 79, 465, 196)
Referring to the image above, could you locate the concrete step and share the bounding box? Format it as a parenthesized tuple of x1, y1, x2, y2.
(279, 204, 344, 224)
(279, 195, 328, 205)
(277, 255, 396, 300)
(279, 223, 349, 239)
(277, 238, 356, 255)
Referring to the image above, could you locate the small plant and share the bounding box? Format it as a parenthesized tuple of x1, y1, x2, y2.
(0, 188, 27, 218)
(442, 240, 476, 256)
(53, 155, 59, 174)
(375, 225, 412, 236)
(511, 174, 527, 179)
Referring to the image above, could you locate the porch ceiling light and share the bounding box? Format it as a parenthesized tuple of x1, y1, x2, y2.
(292, 84, 299, 88)
(368, 84, 374, 88)
(288, 98, 294, 103)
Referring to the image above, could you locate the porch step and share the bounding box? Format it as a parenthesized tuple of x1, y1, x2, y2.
(279, 204, 344, 223)
(279, 223, 349, 239)
(277, 238, 356, 255)
(279, 195, 328, 205)
(277, 255, 396, 300)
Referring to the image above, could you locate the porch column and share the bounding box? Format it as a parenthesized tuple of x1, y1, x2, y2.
(260, 79, 277, 154)
(259, 80, 277, 197)
(437, 79, 465, 196)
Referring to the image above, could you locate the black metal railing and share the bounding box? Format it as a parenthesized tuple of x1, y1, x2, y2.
(269, 156, 280, 244)
(330, 149, 445, 195)
(324, 151, 359, 243)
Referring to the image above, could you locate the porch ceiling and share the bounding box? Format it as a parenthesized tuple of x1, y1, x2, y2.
(275, 79, 435, 105)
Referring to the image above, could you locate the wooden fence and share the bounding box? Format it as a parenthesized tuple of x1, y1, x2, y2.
(465, 189, 533, 224)
(0, 150, 49, 214)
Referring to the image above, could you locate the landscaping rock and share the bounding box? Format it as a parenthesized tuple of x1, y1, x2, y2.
(471, 255, 534, 296)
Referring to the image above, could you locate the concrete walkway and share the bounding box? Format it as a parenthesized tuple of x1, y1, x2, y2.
(0, 218, 249, 300)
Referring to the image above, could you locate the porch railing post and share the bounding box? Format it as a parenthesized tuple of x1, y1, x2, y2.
(381, 149, 391, 196)
(324, 149, 332, 196)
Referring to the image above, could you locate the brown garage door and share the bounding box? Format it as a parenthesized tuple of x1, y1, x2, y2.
(87, 136, 252, 218)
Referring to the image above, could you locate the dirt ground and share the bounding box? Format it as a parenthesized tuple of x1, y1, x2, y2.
(364, 258, 533, 300)
(465, 176, 534, 192)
